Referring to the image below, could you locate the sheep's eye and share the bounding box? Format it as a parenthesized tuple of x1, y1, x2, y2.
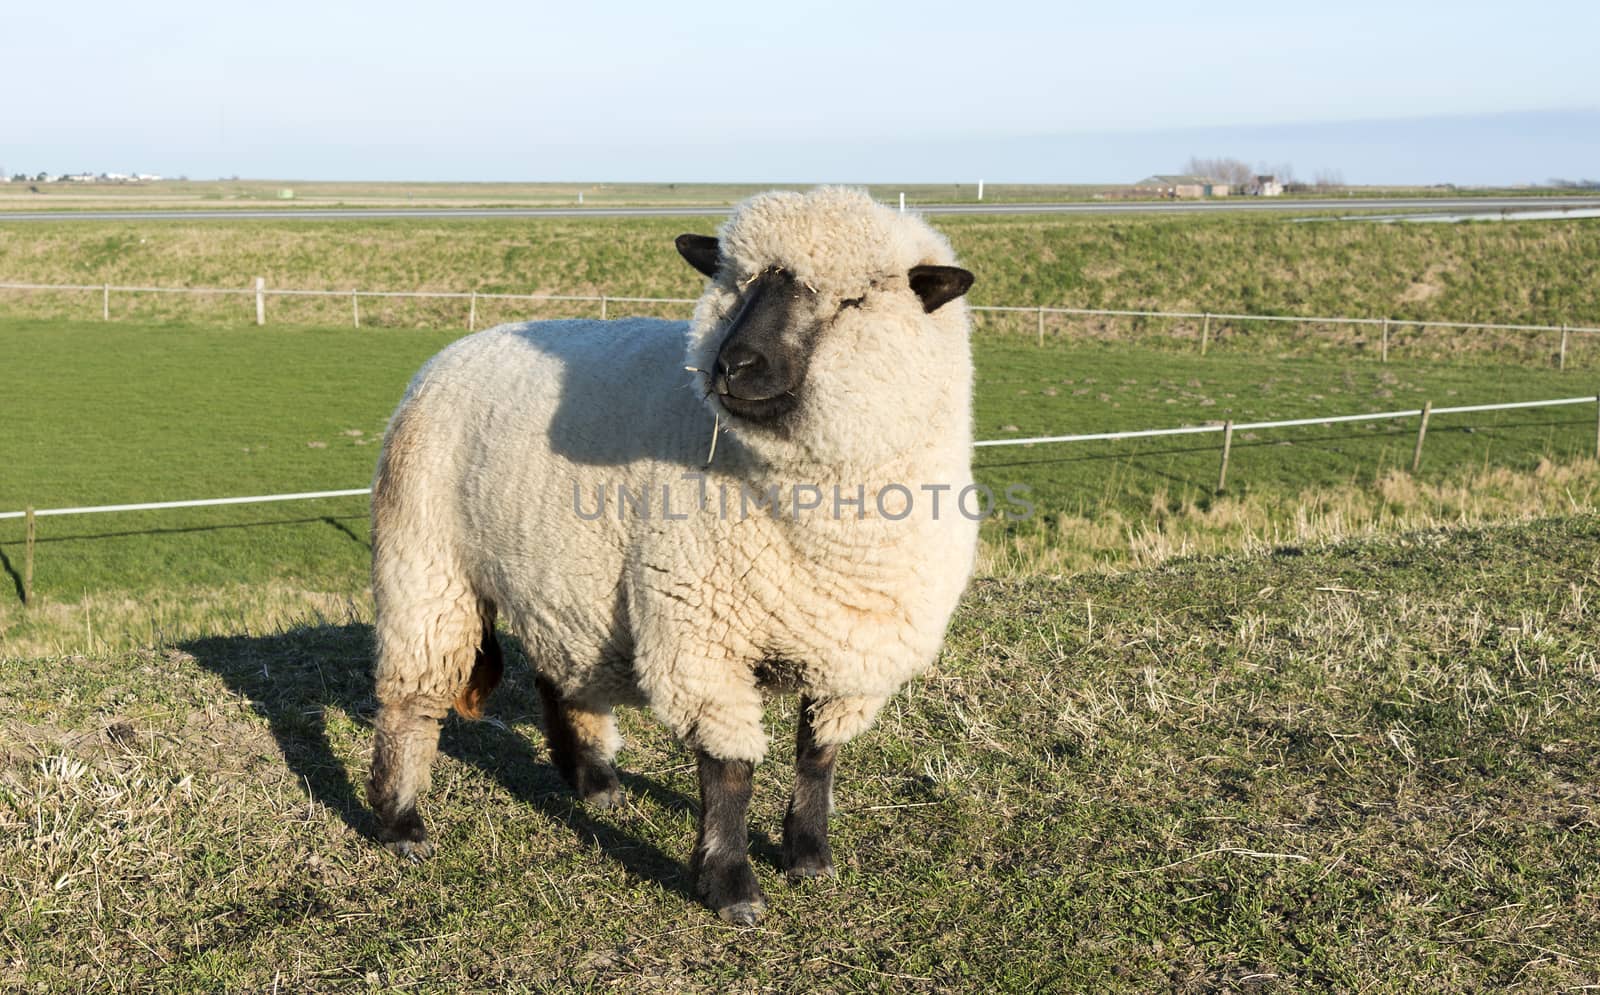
(839, 296, 866, 310)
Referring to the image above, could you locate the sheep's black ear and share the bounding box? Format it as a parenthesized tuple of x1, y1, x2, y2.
(676, 234, 721, 278)
(908, 265, 974, 313)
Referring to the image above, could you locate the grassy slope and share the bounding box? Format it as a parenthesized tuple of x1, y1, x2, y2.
(2, 516, 1596, 992)
(3, 214, 1599, 339)
(1, 318, 1596, 618)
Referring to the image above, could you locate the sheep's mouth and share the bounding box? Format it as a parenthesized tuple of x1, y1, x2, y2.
(714, 388, 800, 423)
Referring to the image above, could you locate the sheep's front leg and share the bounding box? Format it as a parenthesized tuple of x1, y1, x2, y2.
(690, 751, 767, 924)
(782, 696, 838, 880)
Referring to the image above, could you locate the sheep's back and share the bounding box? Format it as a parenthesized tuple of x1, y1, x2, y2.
(390, 317, 715, 692)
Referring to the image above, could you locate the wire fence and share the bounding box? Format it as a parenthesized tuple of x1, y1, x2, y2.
(3, 279, 1598, 368)
(6, 393, 1599, 605)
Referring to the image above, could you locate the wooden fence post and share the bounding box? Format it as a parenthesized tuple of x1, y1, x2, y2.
(23, 507, 35, 607)
(1381, 318, 1389, 363)
(1037, 307, 1045, 347)
(1201, 312, 1211, 356)
(352, 291, 360, 328)
(600, 295, 608, 321)
(1217, 420, 1234, 493)
(1559, 324, 1569, 371)
(1411, 401, 1432, 473)
(102, 284, 110, 321)
(469, 291, 477, 332)
(254, 277, 266, 326)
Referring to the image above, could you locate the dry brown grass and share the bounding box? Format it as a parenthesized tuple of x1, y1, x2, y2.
(979, 459, 1600, 577)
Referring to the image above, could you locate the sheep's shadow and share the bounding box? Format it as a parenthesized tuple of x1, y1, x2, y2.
(0, 547, 23, 604)
(504, 319, 758, 470)
(179, 623, 732, 902)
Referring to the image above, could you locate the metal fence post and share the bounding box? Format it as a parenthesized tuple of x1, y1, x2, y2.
(1217, 420, 1234, 492)
(469, 291, 477, 332)
(1201, 313, 1211, 356)
(1411, 401, 1432, 473)
(1381, 318, 1390, 363)
(102, 284, 110, 321)
(255, 277, 266, 326)
(23, 506, 35, 607)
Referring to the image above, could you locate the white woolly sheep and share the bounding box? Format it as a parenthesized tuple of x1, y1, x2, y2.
(366, 187, 979, 923)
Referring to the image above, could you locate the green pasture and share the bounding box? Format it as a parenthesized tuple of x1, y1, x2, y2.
(3, 214, 1599, 345)
(1, 317, 1595, 613)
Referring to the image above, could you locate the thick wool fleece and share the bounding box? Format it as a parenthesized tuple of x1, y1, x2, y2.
(371, 188, 978, 763)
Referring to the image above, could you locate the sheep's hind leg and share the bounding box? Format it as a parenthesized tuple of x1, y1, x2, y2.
(368, 699, 448, 859)
(535, 676, 622, 809)
(782, 696, 838, 881)
(368, 600, 496, 860)
(691, 751, 767, 924)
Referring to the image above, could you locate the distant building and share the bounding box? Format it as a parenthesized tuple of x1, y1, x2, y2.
(1137, 174, 1230, 198)
(1248, 175, 1284, 197)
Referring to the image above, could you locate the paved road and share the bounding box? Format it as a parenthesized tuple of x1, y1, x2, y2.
(1, 197, 1598, 223)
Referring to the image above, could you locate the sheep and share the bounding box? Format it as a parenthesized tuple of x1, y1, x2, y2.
(366, 187, 979, 923)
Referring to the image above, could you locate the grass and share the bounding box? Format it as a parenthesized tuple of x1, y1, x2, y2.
(3, 214, 1600, 350)
(1, 317, 1596, 623)
(2, 515, 1597, 991)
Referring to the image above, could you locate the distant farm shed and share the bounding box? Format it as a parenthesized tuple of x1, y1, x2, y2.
(1138, 174, 1231, 198)
(1249, 175, 1284, 197)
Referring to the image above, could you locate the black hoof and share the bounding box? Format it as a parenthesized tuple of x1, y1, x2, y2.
(378, 806, 433, 860)
(717, 899, 766, 926)
(385, 837, 436, 861)
(576, 761, 623, 810)
(694, 857, 768, 925)
(785, 856, 835, 883)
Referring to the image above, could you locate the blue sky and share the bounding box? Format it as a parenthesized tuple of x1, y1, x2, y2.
(3, 0, 1596, 184)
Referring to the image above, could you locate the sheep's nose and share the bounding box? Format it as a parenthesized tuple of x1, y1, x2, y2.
(714, 344, 771, 396)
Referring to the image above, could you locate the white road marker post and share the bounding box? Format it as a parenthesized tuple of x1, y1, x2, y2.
(254, 277, 265, 326)
(102, 283, 109, 321)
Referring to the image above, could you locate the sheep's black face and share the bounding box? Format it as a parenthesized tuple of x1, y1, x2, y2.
(708, 267, 816, 425)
